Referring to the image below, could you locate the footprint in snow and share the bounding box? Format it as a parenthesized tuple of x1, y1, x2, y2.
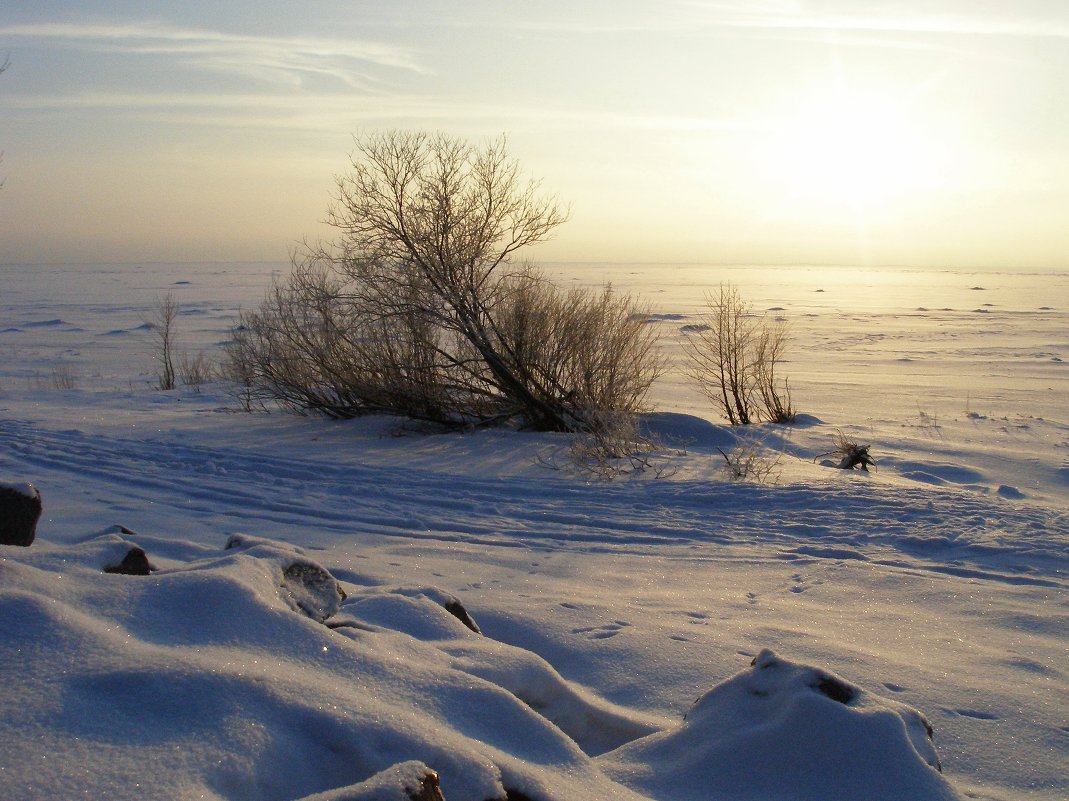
(788, 573, 824, 594)
(944, 708, 999, 721)
(573, 621, 632, 640)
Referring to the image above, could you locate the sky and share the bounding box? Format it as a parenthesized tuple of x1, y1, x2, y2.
(2, 1, 1069, 268)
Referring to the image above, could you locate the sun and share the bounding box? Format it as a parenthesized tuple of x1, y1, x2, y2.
(757, 88, 945, 216)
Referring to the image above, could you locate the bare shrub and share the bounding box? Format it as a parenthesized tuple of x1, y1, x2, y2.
(717, 442, 782, 483)
(226, 132, 663, 432)
(147, 293, 179, 390)
(537, 410, 676, 480)
(682, 283, 795, 425)
(681, 284, 756, 425)
(489, 272, 664, 430)
(34, 364, 79, 391)
(915, 404, 944, 438)
(753, 320, 795, 423)
(179, 351, 213, 390)
(219, 332, 260, 413)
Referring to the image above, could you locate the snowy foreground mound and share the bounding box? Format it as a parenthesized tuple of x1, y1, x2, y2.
(1, 531, 963, 801)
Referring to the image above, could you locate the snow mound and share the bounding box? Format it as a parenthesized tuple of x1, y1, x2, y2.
(0, 533, 659, 801)
(598, 649, 963, 801)
(1, 532, 965, 800)
(300, 761, 443, 801)
(638, 411, 737, 450)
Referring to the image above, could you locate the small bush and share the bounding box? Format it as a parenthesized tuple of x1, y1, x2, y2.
(179, 351, 213, 390)
(34, 365, 79, 391)
(147, 293, 179, 390)
(537, 410, 676, 480)
(717, 442, 782, 483)
(682, 283, 795, 425)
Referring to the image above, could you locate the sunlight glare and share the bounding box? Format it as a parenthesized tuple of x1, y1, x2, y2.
(758, 90, 945, 215)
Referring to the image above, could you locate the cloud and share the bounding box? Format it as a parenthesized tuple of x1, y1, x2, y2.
(0, 21, 427, 89)
(677, 0, 1069, 39)
(3, 89, 765, 139)
(482, 1, 1069, 40)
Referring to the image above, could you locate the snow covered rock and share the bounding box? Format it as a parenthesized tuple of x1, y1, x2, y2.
(298, 761, 446, 801)
(0, 481, 42, 546)
(103, 545, 155, 575)
(599, 648, 963, 801)
(281, 560, 348, 622)
(225, 532, 347, 621)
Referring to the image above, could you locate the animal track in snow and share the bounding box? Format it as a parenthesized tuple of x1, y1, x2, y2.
(573, 620, 632, 640)
(944, 708, 999, 721)
(787, 573, 825, 594)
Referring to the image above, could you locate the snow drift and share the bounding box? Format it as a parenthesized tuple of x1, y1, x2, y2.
(600, 649, 960, 801)
(1, 530, 962, 801)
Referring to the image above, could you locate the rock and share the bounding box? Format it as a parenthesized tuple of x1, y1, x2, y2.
(443, 598, 481, 634)
(103, 546, 155, 575)
(281, 560, 347, 622)
(0, 482, 43, 546)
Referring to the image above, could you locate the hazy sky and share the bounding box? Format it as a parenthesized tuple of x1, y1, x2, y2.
(2, 1, 1069, 268)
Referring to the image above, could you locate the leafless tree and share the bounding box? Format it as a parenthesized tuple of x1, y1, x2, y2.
(228, 132, 663, 432)
(681, 283, 757, 424)
(681, 283, 795, 425)
(753, 319, 795, 423)
(148, 293, 179, 390)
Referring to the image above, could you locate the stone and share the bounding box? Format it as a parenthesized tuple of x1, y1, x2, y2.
(443, 598, 481, 634)
(0, 482, 43, 547)
(103, 546, 155, 575)
(281, 560, 347, 622)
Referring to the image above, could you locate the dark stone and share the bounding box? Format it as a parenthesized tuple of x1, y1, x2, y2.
(0, 482, 43, 547)
(104, 546, 155, 576)
(444, 598, 481, 634)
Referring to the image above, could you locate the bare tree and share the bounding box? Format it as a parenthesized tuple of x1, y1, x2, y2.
(229, 132, 663, 432)
(753, 319, 795, 423)
(148, 293, 179, 390)
(681, 283, 795, 425)
(681, 283, 757, 425)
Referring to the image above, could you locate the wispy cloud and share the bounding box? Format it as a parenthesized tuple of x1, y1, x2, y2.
(492, 1, 1069, 40)
(0, 21, 427, 90)
(3, 89, 765, 138)
(677, 1, 1069, 39)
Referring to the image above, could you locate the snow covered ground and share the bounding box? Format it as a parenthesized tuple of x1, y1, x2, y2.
(1, 261, 1066, 800)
